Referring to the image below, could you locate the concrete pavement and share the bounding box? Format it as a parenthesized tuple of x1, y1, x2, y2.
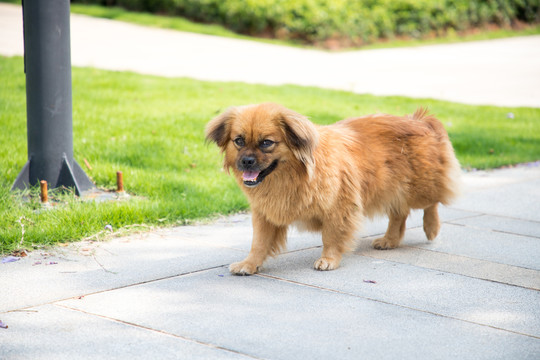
(1, 2, 539, 359)
(1, 2, 540, 107)
(1, 165, 540, 359)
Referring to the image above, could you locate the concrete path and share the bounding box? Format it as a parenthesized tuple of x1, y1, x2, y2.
(1, 165, 540, 359)
(1, 2, 540, 107)
(1, 3, 539, 359)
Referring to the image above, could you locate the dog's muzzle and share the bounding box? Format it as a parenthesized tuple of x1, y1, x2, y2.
(239, 158, 278, 187)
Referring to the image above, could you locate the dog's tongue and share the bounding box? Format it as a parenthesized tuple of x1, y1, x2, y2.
(242, 171, 260, 181)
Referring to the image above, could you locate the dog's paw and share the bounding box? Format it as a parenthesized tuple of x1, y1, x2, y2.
(314, 257, 340, 271)
(372, 237, 399, 250)
(229, 261, 259, 276)
(423, 223, 440, 241)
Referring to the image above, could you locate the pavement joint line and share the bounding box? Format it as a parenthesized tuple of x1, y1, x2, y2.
(358, 214, 484, 239)
(53, 303, 263, 360)
(255, 272, 540, 340)
(443, 211, 485, 222)
(447, 207, 540, 225)
(2, 265, 231, 314)
(356, 246, 540, 291)
(401, 245, 538, 271)
(282, 244, 322, 255)
(446, 221, 540, 239)
(491, 229, 540, 239)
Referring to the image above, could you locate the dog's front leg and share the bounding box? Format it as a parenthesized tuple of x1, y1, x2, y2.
(314, 219, 357, 271)
(229, 211, 287, 275)
(314, 231, 344, 271)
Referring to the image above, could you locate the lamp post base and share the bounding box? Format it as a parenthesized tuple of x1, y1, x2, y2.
(11, 154, 95, 197)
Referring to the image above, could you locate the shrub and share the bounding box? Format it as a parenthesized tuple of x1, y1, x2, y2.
(72, 0, 540, 46)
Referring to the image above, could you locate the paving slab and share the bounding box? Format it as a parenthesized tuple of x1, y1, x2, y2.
(357, 243, 540, 291)
(455, 169, 540, 222)
(449, 214, 540, 239)
(462, 165, 540, 191)
(0, 304, 252, 360)
(0, 232, 244, 312)
(260, 248, 540, 336)
(55, 267, 539, 360)
(402, 224, 540, 270)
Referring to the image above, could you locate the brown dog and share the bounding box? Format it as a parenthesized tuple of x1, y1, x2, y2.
(206, 103, 461, 275)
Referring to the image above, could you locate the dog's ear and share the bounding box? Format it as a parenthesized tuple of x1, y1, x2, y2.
(279, 108, 319, 179)
(205, 107, 236, 150)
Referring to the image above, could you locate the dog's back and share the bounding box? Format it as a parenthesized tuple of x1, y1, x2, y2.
(332, 109, 461, 218)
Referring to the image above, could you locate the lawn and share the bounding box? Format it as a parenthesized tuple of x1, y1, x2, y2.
(1, 55, 539, 253)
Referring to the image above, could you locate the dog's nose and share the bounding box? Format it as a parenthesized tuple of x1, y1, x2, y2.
(241, 156, 256, 169)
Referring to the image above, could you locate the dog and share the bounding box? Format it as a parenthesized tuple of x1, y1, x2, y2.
(205, 103, 461, 275)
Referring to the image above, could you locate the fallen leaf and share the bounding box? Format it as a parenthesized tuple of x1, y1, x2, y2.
(363, 279, 377, 284)
(13, 249, 28, 257)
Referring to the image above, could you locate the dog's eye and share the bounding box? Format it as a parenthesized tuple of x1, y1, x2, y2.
(233, 137, 245, 147)
(260, 139, 275, 149)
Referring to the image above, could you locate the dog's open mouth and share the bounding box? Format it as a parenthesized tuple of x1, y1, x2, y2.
(241, 160, 278, 187)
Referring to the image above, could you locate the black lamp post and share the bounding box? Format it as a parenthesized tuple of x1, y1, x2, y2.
(12, 0, 95, 196)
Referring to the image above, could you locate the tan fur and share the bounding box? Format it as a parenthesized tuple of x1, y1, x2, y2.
(205, 103, 461, 275)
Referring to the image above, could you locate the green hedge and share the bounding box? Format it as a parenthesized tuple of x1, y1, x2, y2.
(73, 0, 540, 45)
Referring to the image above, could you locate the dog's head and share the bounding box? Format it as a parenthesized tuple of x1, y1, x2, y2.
(205, 103, 319, 188)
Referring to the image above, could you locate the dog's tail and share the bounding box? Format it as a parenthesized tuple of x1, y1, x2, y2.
(411, 107, 430, 121)
(412, 107, 462, 204)
(410, 107, 448, 139)
(411, 107, 441, 128)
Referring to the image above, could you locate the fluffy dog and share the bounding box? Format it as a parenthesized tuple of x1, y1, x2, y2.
(205, 103, 461, 275)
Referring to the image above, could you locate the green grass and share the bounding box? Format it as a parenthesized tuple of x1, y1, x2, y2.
(1, 55, 540, 253)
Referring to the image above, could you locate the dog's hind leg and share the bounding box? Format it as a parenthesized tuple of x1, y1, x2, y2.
(423, 203, 440, 240)
(372, 212, 407, 250)
(229, 211, 287, 275)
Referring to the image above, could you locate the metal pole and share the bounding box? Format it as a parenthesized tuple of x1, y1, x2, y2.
(12, 0, 95, 196)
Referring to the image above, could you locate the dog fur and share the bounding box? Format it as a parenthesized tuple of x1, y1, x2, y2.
(205, 103, 461, 275)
